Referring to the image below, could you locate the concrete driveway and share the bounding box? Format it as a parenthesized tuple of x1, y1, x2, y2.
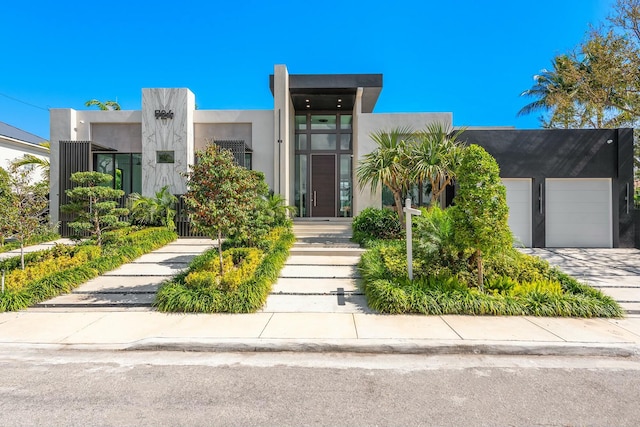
(520, 248, 640, 315)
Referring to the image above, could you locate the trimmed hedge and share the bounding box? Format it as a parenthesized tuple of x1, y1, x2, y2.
(359, 240, 624, 318)
(0, 227, 177, 312)
(155, 226, 295, 313)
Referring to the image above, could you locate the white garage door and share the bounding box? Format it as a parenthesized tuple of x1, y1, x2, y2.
(502, 179, 532, 247)
(545, 179, 612, 248)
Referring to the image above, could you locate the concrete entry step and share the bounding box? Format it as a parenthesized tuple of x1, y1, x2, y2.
(280, 265, 360, 279)
(286, 255, 362, 266)
(289, 247, 365, 257)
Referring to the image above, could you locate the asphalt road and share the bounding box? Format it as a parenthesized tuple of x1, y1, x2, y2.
(1, 350, 639, 426)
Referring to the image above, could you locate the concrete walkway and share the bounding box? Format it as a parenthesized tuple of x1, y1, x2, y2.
(0, 238, 76, 261)
(34, 239, 215, 309)
(263, 219, 369, 313)
(1, 230, 640, 357)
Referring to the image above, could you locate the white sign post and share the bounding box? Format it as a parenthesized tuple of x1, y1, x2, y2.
(403, 198, 422, 280)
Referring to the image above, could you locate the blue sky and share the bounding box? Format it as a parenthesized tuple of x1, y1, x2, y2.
(1, 0, 614, 140)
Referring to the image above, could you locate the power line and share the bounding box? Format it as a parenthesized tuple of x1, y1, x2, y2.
(0, 92, 49, 111)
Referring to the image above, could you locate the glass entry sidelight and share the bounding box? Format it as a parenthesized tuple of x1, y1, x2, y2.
(295, 112, 352, 217)
(310, 154, 336, 217)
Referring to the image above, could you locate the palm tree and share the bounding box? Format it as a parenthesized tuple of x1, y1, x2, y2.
(127, 186, 178, 230)
(356, 126, 414, 226)
(267, 193, 297, 226)
(411, 123, 465, 206)
(517, 55, 581, 128)
(85, 99, 121, 111)
(10, 141, 50, 182)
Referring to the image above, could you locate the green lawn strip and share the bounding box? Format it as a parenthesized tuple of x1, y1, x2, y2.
(358, 240, 624, 318)
(0, 227, 177, 312)
(155, 227, 295, 313)
(0, 231, 61, 254)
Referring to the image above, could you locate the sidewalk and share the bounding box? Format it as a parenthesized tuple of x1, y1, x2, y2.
(0, 231, 639, 357)
(1, 310, 639, 357)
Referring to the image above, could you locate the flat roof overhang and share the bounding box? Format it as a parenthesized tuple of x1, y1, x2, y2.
(269, 73, 383, 113)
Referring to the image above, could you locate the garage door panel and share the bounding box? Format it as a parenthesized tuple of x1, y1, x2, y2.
(545, 179, 611, 248)
(503, 179, 532, 247)
(547, 191, 609, 204)
(546, 180, 610, 191)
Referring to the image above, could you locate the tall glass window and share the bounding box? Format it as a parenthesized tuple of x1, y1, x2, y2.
(93, 153, 142, 195)
(295, 112, 352, 217)
(295, 154, 307, 217)
(311, 115, 337, 130)
(339, 154, 352, 217)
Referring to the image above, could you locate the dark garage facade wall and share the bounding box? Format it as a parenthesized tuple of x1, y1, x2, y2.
(460, 128, 635, 248)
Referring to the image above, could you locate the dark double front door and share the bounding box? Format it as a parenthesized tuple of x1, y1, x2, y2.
(310, 154, 336, 217)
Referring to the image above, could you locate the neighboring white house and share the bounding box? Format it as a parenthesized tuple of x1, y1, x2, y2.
(0, 121, 49, 179)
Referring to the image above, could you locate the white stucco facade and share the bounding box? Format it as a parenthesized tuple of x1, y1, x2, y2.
(49, 65, 453, 225)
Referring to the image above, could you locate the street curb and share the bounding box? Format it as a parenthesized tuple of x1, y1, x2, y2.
(1, 339, 638, 358)
(125, 338, 640, 358)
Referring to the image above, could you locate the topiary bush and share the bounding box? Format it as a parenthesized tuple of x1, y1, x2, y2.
(352, 207, 402, 244)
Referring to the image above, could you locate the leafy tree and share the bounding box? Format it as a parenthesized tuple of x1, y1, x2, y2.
(1, 165, 49, 269)
(356, 127, 414, 226)
(449, 145, 512, 290)
(61, 172, 129, 246)
(128, 185, 178, 230)
(411, 123, 466, 205)
(85, 99, 121, 110)
(184, 145, 263, 274)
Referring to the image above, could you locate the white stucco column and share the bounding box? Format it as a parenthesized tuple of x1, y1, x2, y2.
(141, 88, 195, 196)
(273, 65, 291, 204)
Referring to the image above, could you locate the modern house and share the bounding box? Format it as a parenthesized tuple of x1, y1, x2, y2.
(49, 65, 635, 248)
(0, 121, 49, 176)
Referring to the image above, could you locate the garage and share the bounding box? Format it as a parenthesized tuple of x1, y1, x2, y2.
(545, 178, 612, 248)
(502, 179, 532, 247)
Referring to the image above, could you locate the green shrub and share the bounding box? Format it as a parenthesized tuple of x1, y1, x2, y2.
(155, 226, 294, 313)
(358, 238, 624, 317)
(184, 247, 263, 292)
(413, 205, 459, 264)
(352, 207, 402, 244)
(184, 270, 221, 289)
(4, 245, 101, 292)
